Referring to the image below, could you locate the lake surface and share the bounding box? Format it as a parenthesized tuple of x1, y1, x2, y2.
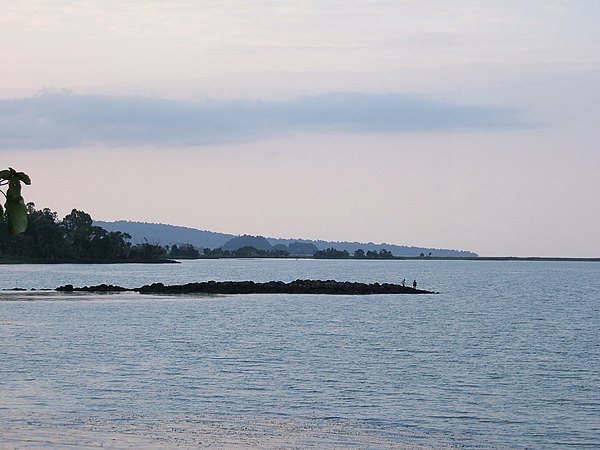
(1, 259, 599, 448)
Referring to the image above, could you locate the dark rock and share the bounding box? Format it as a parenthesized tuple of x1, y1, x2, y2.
(135, 279, 436, 295)
(54, 280, 436, 295)
(56, 284, 74, 292)
(56, 284, 130, 292)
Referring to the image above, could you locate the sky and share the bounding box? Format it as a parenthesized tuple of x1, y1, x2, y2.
(1, 1, 599, 257)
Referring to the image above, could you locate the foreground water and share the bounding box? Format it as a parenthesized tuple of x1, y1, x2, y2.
(1, 259, 599, 448)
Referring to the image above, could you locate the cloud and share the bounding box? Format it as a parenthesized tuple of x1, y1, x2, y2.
(0, 91, 528, 149)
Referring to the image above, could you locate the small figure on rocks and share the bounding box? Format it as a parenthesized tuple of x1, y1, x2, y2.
(401, 279, 406, 287)
(413, 280, 417, 289)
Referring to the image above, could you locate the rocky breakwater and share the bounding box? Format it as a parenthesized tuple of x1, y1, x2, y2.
(56, 280, 436, 295)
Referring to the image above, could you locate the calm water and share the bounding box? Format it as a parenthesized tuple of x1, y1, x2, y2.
(1, 259, 599, 448)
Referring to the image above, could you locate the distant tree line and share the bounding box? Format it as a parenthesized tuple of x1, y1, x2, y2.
(313, 247, 394, 259)
(0, 203, 169, 262)
(202, 246, 289, 258)
(167, 243, 201, 259)
(201, 246, 398, 259)
(0, 203, 406, 262)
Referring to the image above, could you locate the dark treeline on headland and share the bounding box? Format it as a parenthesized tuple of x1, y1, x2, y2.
(313, 248, 395, 258)
(4, 206, 593, 263)
(0, 204, 170, 263)
(201, 246, 414, 259)
(202, 246, 290, 258)
(0, 203, 478, 263)
(0, 203, 432, 263)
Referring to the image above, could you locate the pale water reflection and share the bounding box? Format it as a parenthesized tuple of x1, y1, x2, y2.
(1, 260, 599, 448)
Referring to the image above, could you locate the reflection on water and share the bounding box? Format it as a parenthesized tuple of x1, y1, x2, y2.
(1, 414, 455, 449)
(1, 260, 599, 448)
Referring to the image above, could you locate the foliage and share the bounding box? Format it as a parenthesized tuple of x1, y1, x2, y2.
(365, 249, 394, 258)
(0, 168, 31, 236)
(129, 241, 167, 260)
(313, 247, 395, 259)
(313, 247, 350, 258)
(377, 249, 394, 258)
(231, 246, 289, 258)
(0, 203, 171, 262)
(168, 243, 201, 259)
(202, 246, 289, 258)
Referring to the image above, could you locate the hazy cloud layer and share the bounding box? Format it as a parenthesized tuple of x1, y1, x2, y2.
(0, 92, 526, 149)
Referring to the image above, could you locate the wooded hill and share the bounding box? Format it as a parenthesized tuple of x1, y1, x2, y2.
(0, 204, 169, 262)
(96, 220, 478, 257)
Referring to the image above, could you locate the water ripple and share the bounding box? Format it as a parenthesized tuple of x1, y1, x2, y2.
(1, 260, 599, 448)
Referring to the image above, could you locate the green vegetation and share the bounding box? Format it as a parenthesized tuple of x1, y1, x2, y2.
(313, 248, 350, 258)
(201, 246, 401, 259)
(0, 170, 455, 263)
(314, 247, 394, 259)
(0, 167, 467, 262)
(0, 204, 170, 262)
(0, 168, 31, 236)
(202, 246, 289, 258)
(168, 243, 201, 259)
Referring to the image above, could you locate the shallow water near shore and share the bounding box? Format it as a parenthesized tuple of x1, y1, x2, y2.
(1, 259, 599, 448)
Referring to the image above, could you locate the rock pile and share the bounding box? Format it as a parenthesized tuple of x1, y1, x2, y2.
(56, 280, 436, 295)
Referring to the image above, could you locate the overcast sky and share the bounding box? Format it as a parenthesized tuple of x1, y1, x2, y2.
(2, 0, 599, 256)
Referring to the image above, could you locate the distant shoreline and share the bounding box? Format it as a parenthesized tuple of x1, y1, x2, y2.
(0, 259, 179, 265)
(0, 256, 598, 264)
(385, 256, 600, 262)
(200, 255, 599, 262)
